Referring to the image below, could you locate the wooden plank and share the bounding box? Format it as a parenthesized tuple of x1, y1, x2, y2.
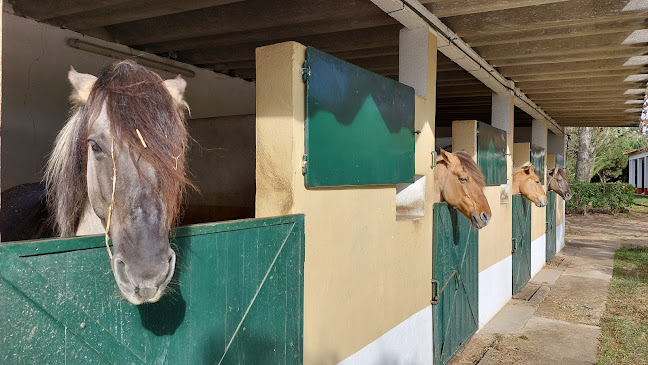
(106, 0, 388, 45)
(48, 0, 244, 29)
(9, 0, 131, 21)
(423, 0, 571, 18)
(491, 48, 644, 67)
(475, 31, 634, 60)
(137, 14, 398, 53)
(511, 68, 643, 82)
(497, 58, 639, 77)
(177, 25, 400, 64)
(464, 17, 646, 47)
(443, 0, 641, 36)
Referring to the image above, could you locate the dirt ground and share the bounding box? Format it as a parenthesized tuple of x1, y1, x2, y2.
(450, 210, 648, 365)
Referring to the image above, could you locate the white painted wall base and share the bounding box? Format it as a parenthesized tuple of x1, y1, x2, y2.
(556, 223, 565, 253)
(478, 255, 512, 328)
(338, 306, 433, 365)
(531, 234, 546, 277)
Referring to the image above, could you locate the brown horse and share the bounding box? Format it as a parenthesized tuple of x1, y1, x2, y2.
(547, 168, 572, 200)
(435, 150, 492, 229)
(512, 164, 547, 207)
(42, 61, 191, 305)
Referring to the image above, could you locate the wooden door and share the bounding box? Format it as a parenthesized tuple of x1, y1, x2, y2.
(433, 203, 478, 365)
(0, 215, 304, 364)
(512, 195, 532, 295)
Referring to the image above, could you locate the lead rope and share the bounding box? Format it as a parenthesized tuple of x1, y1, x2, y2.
(104, 138, 116, 260)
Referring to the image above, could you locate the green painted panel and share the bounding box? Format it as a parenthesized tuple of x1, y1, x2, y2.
(477, 122, 507, 185)
(546, 191, 557, 262)
(531, 144, 546, 184)
(512, 195, 532, 295)
(304, 46, 415, 187)
(0, 215, 304, 364)
(433, 203, 478, 365)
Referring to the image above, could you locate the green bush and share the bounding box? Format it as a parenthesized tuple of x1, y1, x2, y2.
(566, 182, 635, 214)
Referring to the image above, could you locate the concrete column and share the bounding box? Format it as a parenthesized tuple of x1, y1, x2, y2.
(644, 158, 648, 194)
(630, 158, 636, 187)
(530, 119, 548, 279)
(474, 91, 516, 327)
(532, 120, 548, 170)
(638, 158, 643, 193)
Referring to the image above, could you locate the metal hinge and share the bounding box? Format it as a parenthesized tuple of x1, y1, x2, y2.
(512, 237, 519, 253)
(301, 155, 308, 175)
(431, 150, 437, 168)
(431, 279, 439, 305)
(299, 60, 310, 81)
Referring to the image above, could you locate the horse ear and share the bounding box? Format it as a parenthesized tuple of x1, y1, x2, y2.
(439, 149, 461, 167)
(163, 75, 187, 105)
(68, 66, 97, 105)
(548, 168, 555, 176)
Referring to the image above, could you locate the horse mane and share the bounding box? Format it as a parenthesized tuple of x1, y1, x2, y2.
(45, 60, 190, 236)
(454, 151, 485, 187)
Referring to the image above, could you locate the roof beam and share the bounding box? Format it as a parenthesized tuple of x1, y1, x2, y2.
(491, 48, 645, 67)
(8, 0, 131, 21)
(47, 0, 245, 30)
(496, 58, 641, 77)
(177, 25, 400, 64)
(107, 0, 385, 45)
(463, 17, 647, 47)
(421, 0, 571, 18)
(475, 32, 637, 60)
(138, 15, 397, 53)
(441, 0, 646, 36)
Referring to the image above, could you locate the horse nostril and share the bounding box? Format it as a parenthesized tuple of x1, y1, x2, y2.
(113, 256, 130, 287)
(480, 212, 490, 223)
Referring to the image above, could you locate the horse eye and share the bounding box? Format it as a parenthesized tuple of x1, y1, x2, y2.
(88, 140, 103, 153)
(459, 177, 468, 183)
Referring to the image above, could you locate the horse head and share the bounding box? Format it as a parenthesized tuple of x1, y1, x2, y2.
(46, 61, 190, 305)
(435, 149, 492, 229)
(512, 164, 547, 207)
(547, 168, 572, 200)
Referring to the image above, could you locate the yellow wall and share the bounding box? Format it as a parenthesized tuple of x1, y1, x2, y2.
(513, 142, 530, 168)
(452, 118, 513, 271)
(255, 39, 437, 363)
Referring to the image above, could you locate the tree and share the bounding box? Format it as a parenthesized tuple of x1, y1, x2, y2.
(567, 126, 648, 183)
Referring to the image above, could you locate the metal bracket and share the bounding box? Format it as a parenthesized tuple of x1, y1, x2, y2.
(431, 279, 439, 305)
(301, 155, 308, 175)
(431, 150, 437, 168)
(299, 60, 310, 81)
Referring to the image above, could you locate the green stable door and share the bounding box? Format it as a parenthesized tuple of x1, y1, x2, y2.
(0, 215, 304, 364)
(433, 203, 478, 365)
(546, 191, 557, 262)
(512, 195, 532, 295)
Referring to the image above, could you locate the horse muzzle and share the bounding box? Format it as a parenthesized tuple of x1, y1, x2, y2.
(471, 212, 491, 229)
(111, 251, 176, 305)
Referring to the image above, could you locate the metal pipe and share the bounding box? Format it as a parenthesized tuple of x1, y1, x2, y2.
(67, 38, 195, 78)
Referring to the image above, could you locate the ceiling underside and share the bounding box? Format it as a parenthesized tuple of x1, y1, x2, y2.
(8, 0, 648, 127)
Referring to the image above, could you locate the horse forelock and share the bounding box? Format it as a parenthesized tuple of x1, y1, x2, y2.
(453, 151, 485, 187)
(46, 60, 191, 235)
